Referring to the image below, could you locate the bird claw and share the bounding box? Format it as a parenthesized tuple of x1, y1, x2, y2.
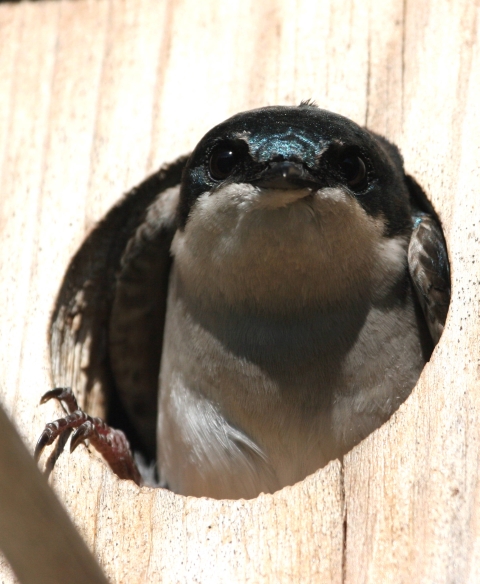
(34, 425, 64, 461)
(70, 420, 95, 453)
(39, 386, 79, 412)
(34, 387, 84, 462)
(36, 387, 142, 485)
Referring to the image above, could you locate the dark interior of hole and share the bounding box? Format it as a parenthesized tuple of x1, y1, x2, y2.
(49, 158, 188, 474)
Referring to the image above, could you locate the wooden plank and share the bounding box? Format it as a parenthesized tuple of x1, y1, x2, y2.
(0, 0, 478, 582)
(0, 403, 109, 584)
(344, 1, 480, 581)
(0, 0, 59, 428)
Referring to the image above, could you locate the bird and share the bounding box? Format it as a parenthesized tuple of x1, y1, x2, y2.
(36, 103, 450, 499)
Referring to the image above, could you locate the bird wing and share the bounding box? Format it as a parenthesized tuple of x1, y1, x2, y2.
(407, 211, 451, 345)
(108, 160, 187, 458)
(50, 156, 188, 461)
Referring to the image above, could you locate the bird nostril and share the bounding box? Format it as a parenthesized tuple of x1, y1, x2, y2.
(269, 153, 304, 165)
(269, 161, 304, 178)
(253, 161, 314, 189)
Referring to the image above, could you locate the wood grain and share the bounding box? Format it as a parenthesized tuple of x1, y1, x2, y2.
(0, 0, 478, 582)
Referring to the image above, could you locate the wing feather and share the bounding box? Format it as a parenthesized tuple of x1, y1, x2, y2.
(408, 213, 450, 345)
(50, 156, 188, 460)
(109, 183, 181, 457)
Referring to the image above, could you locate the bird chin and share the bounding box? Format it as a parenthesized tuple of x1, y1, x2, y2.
(247, 186, 314, 210)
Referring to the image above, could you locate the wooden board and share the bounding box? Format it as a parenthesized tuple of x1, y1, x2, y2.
(0, 0, 478, 582)
(0, 402, 110, 584)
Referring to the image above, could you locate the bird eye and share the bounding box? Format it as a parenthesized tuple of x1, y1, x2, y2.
(209, 142, 241, 180)
(338, 152, 367, 189)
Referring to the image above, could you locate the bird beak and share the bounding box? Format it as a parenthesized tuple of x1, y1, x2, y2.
(252, 161, 319, 190)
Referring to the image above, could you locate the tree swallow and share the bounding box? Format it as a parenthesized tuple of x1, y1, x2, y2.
(36, 103, 450, 499)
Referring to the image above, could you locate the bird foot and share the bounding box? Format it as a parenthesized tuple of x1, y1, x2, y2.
(35, 387, 142, 485)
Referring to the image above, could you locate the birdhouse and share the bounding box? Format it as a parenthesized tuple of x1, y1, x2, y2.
(0, 1, 478, 582)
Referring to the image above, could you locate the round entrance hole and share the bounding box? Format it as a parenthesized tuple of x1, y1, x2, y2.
(47, 133, 450, 500)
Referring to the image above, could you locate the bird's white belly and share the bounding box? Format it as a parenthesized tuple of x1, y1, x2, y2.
(157, 246, 426, 499)
(157, 373, 283, 499)
(157, 349, 330, 498)
(157, 279, 336, 499)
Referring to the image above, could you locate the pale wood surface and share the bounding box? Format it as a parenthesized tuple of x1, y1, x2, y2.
(0, 0, 478, 582)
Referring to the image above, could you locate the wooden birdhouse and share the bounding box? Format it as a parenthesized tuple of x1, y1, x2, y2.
(0, 1, 478, 582)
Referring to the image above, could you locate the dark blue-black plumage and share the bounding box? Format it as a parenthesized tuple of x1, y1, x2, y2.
(178, 104, 412, 236)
